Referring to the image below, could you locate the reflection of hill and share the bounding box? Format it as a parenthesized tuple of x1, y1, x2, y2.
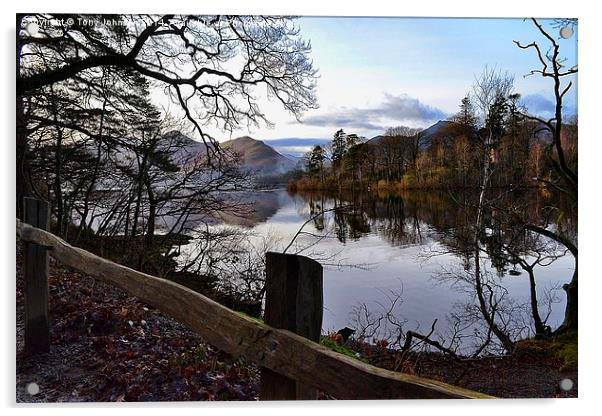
(217, 190, 283, 227)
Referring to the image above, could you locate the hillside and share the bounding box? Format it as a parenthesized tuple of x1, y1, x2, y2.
(158, 132, 299, 176)
(220, 136, 298, 175)
(418, 120, 462, 149)
(366, 120, 464, 149)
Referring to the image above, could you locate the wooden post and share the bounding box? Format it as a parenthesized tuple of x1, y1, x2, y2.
(23, 197, 50, 354)
(260, 252, 323, 401)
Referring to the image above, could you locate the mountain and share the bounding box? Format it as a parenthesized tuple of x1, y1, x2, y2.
(220, 136, 298, 175)
(365, 135, 386, 146)
(418, 120, 460, 149)
(164, 130, 210, 164)
(162, 132, 299, 176)
(366, 121, 463, 149)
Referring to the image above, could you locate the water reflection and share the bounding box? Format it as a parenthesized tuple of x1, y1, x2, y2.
(215, 188, 575, 354)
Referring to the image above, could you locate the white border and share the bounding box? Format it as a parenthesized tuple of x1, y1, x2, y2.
(2, 1, 599, 415)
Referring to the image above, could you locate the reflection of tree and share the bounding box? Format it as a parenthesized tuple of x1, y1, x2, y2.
(333, 199, 349, 244)
(295, 188, 575, 256)
(308, 195, 325, 231)
(345, 209, 371, 240)
(307, 193, 372, 244)
(293, 182, 573, 355)
(372, 195, 407, 246)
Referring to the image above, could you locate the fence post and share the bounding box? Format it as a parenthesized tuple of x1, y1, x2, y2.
(23, 197, 50, 354)
(260, 252, 323, 400)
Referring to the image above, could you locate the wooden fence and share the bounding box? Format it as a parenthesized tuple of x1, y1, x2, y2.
(16, 198, 492, 400)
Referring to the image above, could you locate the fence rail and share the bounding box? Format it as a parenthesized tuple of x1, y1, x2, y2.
(16, 217, 493, 400)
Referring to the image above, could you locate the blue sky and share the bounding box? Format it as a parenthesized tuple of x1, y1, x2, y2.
(203, 17, 578, 154)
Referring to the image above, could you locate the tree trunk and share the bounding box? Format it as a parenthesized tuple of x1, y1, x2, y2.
(143, 187, 157, 271)
(16, 17, 31, 218)
(16, 94, 31, 219)
(473, 131, 515, 353)
(525, 265, 547, 336)
(556, 269, 578, 334)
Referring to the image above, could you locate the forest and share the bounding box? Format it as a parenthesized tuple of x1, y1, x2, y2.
(293, 86, 577, 192)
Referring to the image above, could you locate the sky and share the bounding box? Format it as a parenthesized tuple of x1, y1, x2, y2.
(163, 17, 578, 156)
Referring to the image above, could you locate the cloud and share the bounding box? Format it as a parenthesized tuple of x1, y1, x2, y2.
(274, 146, 319, 157)
(298, 93, 447, 132)
(264, 138, 331, 147)
(378, 93, 447, 121)
(264, 138, 331, 157)
(520, 94, 556, 115)
(520, 93, 577, 118)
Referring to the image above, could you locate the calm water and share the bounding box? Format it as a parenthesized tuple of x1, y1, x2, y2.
(189, 188, 575, 352)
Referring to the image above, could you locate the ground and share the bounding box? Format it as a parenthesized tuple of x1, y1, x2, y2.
(16, 245, 259, 402)
(349, 338, 577, 398)
(16, 244, 577, 401)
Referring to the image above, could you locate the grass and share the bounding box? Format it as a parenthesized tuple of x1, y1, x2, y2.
(236, 311, 264, 324)
(516, 331, 578, 371)
(552, 332, 578, 371)
(320, 336, 369, 363)
(232, 314, 369, 364)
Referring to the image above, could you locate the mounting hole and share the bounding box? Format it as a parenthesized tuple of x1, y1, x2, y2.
(26, 382, 40, 395)
(560, 378, 574, 391)
(560, 26, 574, 39)
(25, 22, 39, 36)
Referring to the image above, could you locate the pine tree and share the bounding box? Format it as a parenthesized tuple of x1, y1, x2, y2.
(307, 145, 325, 178)
(331, 129, 347, 169)
(455, 95, 478, 129)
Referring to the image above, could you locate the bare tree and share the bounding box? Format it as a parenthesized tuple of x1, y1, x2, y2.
(513, 18, 578, 333)
(513, 19, 577, 198)
(382, 126, 425, 179)
(466, 67, 517, 352)
(17, 14, 318, 215)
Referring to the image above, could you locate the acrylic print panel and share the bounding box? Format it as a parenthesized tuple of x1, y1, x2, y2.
(16, 14, 577, 402)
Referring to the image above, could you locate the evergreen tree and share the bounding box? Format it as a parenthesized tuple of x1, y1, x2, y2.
(455, 95, 478, 129)
(331, 129, 347, 169)
(307, 145, 325, 178)
(485, 94, 509, 144)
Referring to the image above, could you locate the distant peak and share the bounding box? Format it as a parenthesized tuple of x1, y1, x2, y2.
(162, 130, 199, 145)
(233, 136, 257, 142)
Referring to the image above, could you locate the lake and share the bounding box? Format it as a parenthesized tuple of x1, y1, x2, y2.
(181, 188, 575, 354)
